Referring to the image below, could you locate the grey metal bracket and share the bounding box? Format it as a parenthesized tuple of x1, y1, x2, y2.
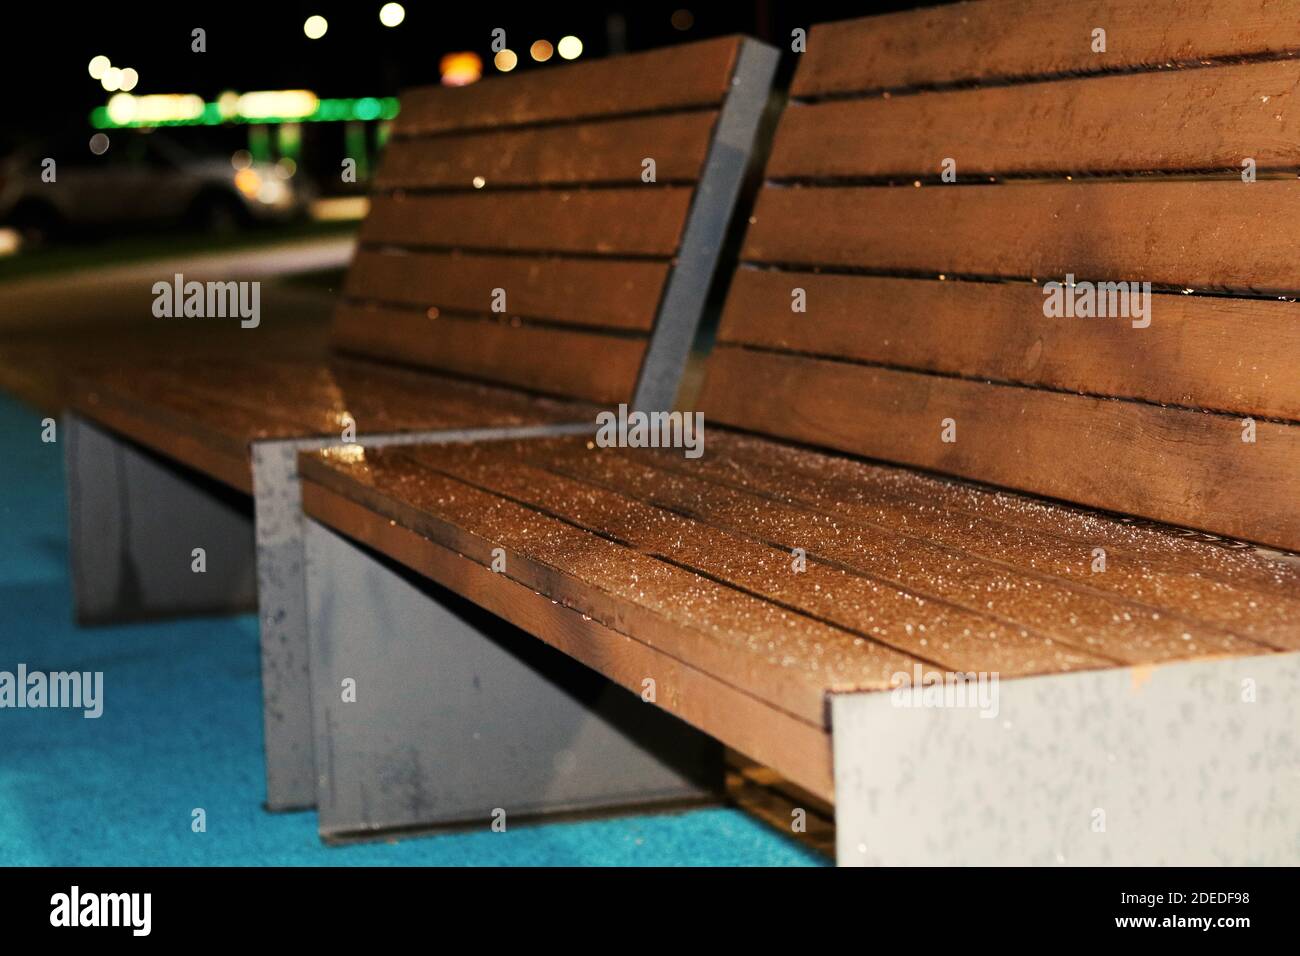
(831, 651, 1300, 865)
(631, 37, 780, 413)
(65, 412, 258, 624)
(254, 420, 592, 810)
(304, 517, 721, 839)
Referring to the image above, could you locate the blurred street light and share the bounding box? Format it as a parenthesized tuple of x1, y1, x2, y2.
(304, 15, 328, 40)
(494, 49, 518, 72)
(379, 3, 406, 27)
(88, 56, 111, 80)
(440, 52, 483, 86)
(557, 36, 583, 60)
(530, 40, 553, 62)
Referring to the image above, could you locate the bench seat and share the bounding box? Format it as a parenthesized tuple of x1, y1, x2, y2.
(71, 356, 590, 494)
(298, 429, 1300, 802)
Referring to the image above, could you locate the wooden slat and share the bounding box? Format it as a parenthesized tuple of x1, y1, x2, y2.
(793, 0, 1300, 97)
(332, 304, 645, 404)
(644, 435, 1300, 646)
(298, 447, 924, 727)
(401, 439, 1115, 674)
(360, 189, 691, 256)
(393, 36, 741, 135)
(772, 59, 1300, 180)
(719, 270, 1300, 420)
(299, 477, 836, 801)
(743, 180, 1300, 293)
(695, 432, 1300, 596)
(343, 250, 669, 332)
(446, 439, 1271, 664)
(700, 347, 1300, 552)
(377, 111, 718, 189)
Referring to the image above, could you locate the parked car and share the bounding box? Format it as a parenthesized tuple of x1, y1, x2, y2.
(0, 130, 309, 242)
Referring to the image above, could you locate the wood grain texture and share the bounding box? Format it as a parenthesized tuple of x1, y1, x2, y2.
(343, 249, 669, 332)
(793, 0, 1300, 97)
(400, 440, 1116, 674)
(438, 440, 1273, 663)
(772, 59, 1300, 180)
(719, 269, 1300, 420)
(298, 446, 925, 727)
(393, 36, 740, 135)
(331, 304, 645, 404)
(68, 356, 588, 492)
(299, 478, 836, 801)
(378, 111, 718, 188)
(743, 180, 1300, 293)
(360, 188, 692, 256)
(699, 347, 1300, 552)
(641, 431, 1300, 647)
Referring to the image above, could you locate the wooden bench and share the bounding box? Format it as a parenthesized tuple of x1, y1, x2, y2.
(62, 35, 778, 812)
(299, 0, 1300, 862)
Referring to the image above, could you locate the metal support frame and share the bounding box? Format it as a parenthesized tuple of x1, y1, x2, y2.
(304, 518, 721, 839)
(831, 651, 1300, 866)
(65, 413, 257, 624)
(253, 421, 589, 810)
(631, 37, 780, 412)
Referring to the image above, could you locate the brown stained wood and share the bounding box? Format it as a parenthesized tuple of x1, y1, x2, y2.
(719, 270, 1300, 420)
(398, 440, 1115, 675)
(331, 304, 645, 404)
(773, 59, 1300, 180)
(71, 386, 254, 493)
(299, 478, 836, 800)
(793, 0, 1300, 97)
(699, 430, 1300, 596)
(378, 111, 718, 189)
(360, 189, 692, 257)
(700, 347, 1300, 553)
(298, 445, 928, 727)
(743, 180, 1300, 293)
(668, 430, 1300, 646)
(68, 357, 589, 490)
(473, 439, 1278, 661)
(393, 36, 741, 136)
(343, 249, 669, 332)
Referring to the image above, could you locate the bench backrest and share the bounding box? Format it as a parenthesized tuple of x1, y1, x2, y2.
(334, 36, 775, 409)
(699, 0, 1300, 553)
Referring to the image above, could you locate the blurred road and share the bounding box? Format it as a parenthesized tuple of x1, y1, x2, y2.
(0, 232, 353, 412)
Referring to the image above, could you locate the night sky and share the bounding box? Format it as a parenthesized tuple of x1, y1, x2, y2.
(3, 1, 941, 144)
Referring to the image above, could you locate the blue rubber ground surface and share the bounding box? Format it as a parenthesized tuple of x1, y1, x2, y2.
(0, 396, 825, 866)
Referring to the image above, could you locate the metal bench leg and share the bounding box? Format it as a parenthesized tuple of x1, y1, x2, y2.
(253, 424, 591, 812)
(303, 517, 722, 840)
(831, 652, 1300, 866)
(65, 413, 257, 625)
(251, 440, 319, 810)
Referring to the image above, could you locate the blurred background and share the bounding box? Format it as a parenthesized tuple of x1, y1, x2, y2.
(0, 0, 929, 410)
